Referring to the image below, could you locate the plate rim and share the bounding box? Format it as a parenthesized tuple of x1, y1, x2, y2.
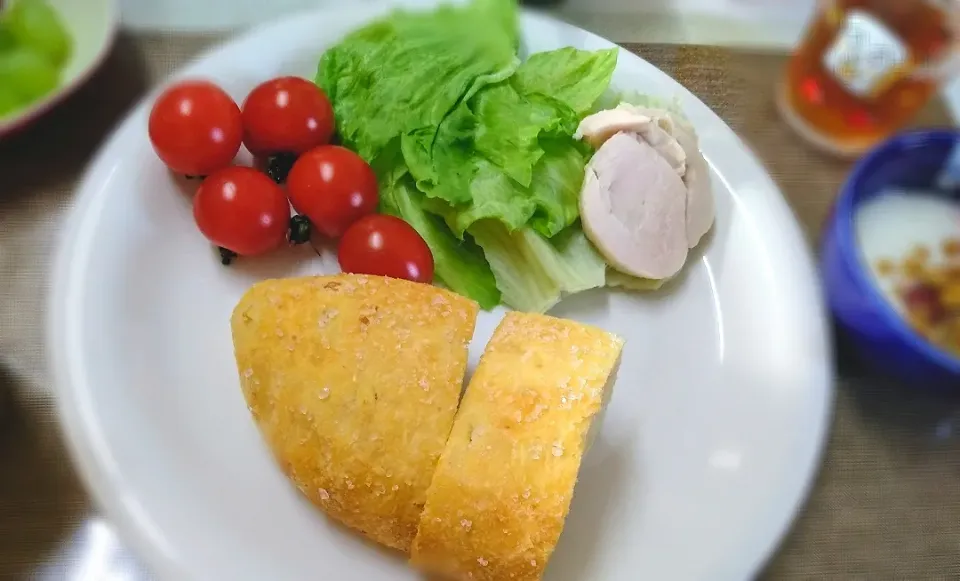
(46, 5, 835, 580)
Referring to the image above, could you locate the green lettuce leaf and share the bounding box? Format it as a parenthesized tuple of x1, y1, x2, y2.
(421, 163, 535, 237)
(526, 224, 607, 294)
(469, 220, 561, 313)
(526, 136, 586, 238)
(511, 47, 618, 115)
(471, 0, 520, 50)
(469, 221, 606, 313)
(606, 269, 667, 291)
(470, 85, 575, 187)
(402, 101, 480, 205)
(406, 94, 586, 239)
(403, 100, 537, 235)
(397, 45, 609, 239)
(375, 142, 501, 310)
(316, 0, 519, 162)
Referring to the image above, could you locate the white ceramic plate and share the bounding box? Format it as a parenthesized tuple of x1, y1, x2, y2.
(48, 5, 833, 581)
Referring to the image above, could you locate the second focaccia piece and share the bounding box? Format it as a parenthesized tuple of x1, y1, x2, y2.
(231, 274, 478, 552)
(411, 312, 624, 580)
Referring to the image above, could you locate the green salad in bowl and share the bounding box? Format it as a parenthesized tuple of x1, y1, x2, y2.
(0, 0, 117, 135)
(0, 0, 72, 117)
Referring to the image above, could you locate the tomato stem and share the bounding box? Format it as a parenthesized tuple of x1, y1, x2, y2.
(288, 215, 312, 245)
(265, 152, 298, 184)
(218, 247, 237, 265)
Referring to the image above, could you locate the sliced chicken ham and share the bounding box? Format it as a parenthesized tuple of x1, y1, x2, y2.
(575, 108, 687, 176)
(580, 132, 688, 280)
(672, 120, 715, 248)
(576, 104, 715, 250)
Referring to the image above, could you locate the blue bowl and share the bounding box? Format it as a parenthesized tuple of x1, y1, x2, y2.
(821, 129, 960, 390)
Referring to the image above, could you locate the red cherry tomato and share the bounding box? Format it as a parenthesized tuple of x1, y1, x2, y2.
(193, 166, 290, 256)
(148, 80, 243, 176)
(338, 215, 434, 283)
(286, 145, 379, 238)
(241, 76, 335, 156)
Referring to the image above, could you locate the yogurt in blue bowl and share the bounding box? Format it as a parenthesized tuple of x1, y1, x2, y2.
(822, 129, 960, 390)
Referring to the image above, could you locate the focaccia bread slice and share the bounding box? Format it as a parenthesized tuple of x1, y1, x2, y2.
(411, 311, 623, 580)
(231, 274, 478, 551)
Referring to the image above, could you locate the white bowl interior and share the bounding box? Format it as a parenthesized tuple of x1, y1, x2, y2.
(853, 187, 960, 365)
(52, 0, 118, 81)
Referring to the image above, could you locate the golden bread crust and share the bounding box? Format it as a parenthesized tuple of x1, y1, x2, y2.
(410, 312, 624, 580)
(231, 274, 478, 551)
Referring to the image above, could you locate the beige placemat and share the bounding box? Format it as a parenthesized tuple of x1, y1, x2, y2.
(1, 34, 959, 580)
